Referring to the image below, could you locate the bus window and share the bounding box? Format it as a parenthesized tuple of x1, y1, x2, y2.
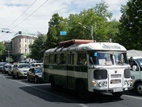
(49, 54, 54, 64)
(68, 53, 74, 65)
(44, 54, 49, 64)
(54, 54, 58, 64)
(89, 52, 113, 65)
(114, 53, 127, 65)
(77, 53, 87, 65)
(59, 54, 66, 64)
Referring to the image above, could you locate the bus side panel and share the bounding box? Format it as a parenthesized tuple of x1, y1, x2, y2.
(43, 64, 50, 83)
(67, 65, 88, 90)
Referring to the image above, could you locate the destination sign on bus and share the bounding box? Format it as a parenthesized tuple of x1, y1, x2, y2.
(102, 44, 121, 49)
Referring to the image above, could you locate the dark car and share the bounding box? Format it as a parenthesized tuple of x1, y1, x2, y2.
(0, 62, 6, 72)
(27, 67, 43, 83)
(2, 63, 13, 74)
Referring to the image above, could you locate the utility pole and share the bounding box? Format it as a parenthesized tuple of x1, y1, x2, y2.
(91, 26, 94, 41)
(78, 22, 94, 41)
(8, 50, 10, 63)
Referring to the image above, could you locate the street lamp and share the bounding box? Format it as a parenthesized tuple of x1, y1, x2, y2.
(78, 22, 94, 41)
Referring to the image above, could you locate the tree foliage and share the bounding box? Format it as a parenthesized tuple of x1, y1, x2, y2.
(29, 1, 121, 61)
(0, 42, 6, 55)
(29, 34, 47, 60)
(118, 0, 142, 50)
(45, 13, 69, 48)
(44, 1, 120, 49)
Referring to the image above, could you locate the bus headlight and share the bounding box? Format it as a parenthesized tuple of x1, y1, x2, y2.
(92, 81, 97, 86)
(124, 79, 133, 86)
(97, 81, 107, 87)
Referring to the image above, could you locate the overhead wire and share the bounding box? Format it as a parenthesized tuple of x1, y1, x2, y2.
(7, 0, 37, 28)
(11, 0, 48, 30)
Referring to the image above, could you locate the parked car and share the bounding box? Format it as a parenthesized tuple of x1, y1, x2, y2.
(128, 56, 142, 95)
(7, 64, 14, 76)
(27, 67, 43, 83)
(2, 63, 13, 74)
(12, 63, 31, 78)
(30, 63, 43, 68)
(0, 62, 6, 72)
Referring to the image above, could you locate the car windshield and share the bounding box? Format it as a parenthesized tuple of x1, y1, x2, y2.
(137, 58, 142, 66)
(34, 68, 42, 73)
(18, 64, 30, 68)
(89, 51, 127, 66)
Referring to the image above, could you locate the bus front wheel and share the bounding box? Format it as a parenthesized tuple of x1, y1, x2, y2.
(76, 80, 90, 100)
(50, 77, 56, 90)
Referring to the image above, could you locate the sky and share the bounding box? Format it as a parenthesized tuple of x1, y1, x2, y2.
(0, 0, 128, 41)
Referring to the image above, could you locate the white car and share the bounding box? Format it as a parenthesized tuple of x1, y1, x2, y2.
(12, 63, 31, 78)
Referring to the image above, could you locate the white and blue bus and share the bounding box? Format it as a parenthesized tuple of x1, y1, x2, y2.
(43, 39, 132, 99)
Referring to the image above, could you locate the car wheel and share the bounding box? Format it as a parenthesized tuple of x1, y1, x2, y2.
(17, 73, 20, 79)
(34, 77, 38, 83)
(12, 73, 15, 78)
(7, 72, 10, 76)
(136, 83, 142, 95)
(27, 75, 30, 82)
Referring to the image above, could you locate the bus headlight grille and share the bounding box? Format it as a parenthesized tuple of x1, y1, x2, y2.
(94, 69, 107, 80)
(124, 69, 131, 78)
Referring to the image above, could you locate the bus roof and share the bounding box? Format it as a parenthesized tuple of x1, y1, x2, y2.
(59, 39, 94, 47)
(45, 39, 126, 53)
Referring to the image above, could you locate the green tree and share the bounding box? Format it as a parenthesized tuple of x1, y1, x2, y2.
(67, 2, 118, 42)
(93, 1, 112, 20)
(45, 1, 120, 49)
(29, 34, 47, 60)
(45, 13, 69, 49)
(6, 57, 13, 63)
(118, 0, 142, 50)
(0, 42, 6, 55)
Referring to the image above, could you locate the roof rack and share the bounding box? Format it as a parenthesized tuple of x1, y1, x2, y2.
(59, 39, 95, 47)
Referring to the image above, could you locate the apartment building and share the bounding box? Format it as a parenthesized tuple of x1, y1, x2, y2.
(11, 34, 36, 62)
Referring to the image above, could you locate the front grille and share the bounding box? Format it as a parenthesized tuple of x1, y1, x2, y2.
(124, 69, 131, 78)
(94, 69, 107, 80)
(111, 74, 121, 78)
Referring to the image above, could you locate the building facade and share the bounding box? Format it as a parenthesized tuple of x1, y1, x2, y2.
(11, 34, 36, 62)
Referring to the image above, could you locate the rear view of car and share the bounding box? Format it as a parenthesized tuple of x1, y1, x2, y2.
(3, 63, 12, 74)
(0, 62, 6, 72)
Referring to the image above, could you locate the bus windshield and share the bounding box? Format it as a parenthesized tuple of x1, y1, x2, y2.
(88, 51, 127, 66)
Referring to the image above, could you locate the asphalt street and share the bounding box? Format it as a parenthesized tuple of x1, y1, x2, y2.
(0, 73, 142, 107)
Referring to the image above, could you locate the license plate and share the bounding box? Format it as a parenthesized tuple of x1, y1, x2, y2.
(113, 88, 123, 92)
(111, 79, 121, 84)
